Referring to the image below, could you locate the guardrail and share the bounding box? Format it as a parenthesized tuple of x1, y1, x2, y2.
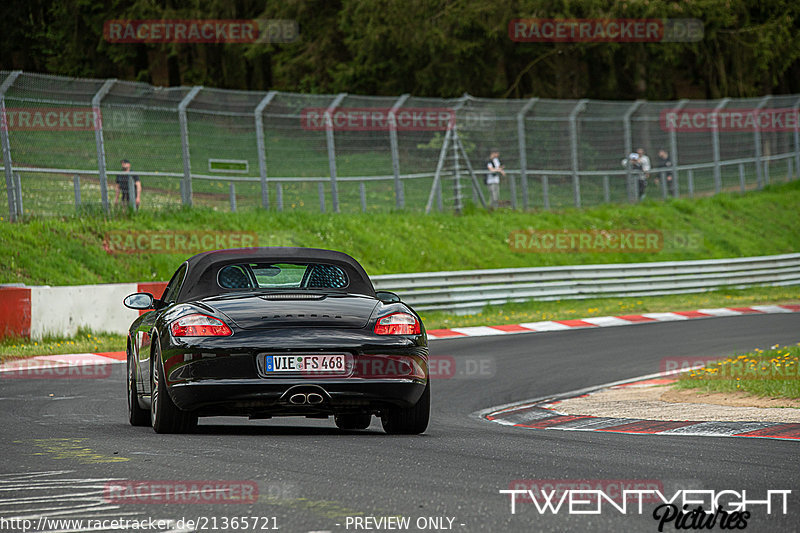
(372, 253, 800, 314)
(3, 254, 798, 339)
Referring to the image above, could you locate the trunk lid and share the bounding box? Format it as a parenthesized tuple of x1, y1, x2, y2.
(202, 292, 379, 330)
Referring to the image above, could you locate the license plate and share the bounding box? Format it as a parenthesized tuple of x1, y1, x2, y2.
(264, 354, 348, 374)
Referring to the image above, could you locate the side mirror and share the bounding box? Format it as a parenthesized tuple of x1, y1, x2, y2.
(376, 290, 401, 304)
(124, 292, 155, 310)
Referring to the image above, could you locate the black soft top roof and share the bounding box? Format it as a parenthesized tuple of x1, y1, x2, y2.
(177, 247, 376, 302)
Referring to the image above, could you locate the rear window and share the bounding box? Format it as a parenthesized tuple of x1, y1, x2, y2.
(217, 262, 349, 290)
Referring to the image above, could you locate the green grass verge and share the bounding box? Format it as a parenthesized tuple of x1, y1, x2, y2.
(2, 180, 800, 286)
(417, 286, 799, 330)
(674, 344, 800, 400)
(0, 328, 124, 361)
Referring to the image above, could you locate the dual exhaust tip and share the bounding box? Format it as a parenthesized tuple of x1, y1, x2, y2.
(289, 392, 324, 405)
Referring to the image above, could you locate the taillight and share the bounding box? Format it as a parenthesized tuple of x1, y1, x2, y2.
(374, 312, 421, 335)
(170, 314, 232, 337)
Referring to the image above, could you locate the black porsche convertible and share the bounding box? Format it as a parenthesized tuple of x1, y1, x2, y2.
(123, 247, 429, 434)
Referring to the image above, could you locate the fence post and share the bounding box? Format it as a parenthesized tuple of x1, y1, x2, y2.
(738, 163, 745, 193)
(660, 170, 668, 199)
(13, 172, 22, 216)
(0, 71, 21, 222)
(688, 169, 694, 197)
(360, 182, 367, 212)
(764, 161, 770, 185)
(517, 98, 538, 210)
(541, 175, 550, 209)
(254, 90, 277, 209)
(752, 96, 770, 189)
(177, 86, 202, 207)
(711, 97, 730, 194)
(276, 183, 283, 211)
(318, 182, 325, 213)
(453, 124, 462, 213)
(669, 99, 688, 198)
(623, 100, 644, 203)
(603, 175, 610, 203)
(91, 79, 116, 215)
(569, 99, 588, 208)
(324, 93, 347, 213)
(388, 94, 409, 209)
(228, 183, 236, 212)
(73, 174, 81, 210)
(794, 97, 800, 180)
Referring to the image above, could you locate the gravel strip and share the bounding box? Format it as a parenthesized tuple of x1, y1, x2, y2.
(553, 384, 800, 423)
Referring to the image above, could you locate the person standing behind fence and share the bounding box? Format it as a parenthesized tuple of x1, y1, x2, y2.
(621, 151, 644, 199)
(657, 149, 674, 196)
(636, 148, 651, 200)
(115, 159, 141, 209)
(485, 150, 505, 210)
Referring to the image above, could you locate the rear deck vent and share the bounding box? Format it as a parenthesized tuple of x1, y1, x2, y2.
(259, 293, 325, 300)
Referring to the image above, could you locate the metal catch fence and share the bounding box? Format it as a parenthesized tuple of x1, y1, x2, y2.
(1, 70, 799, 219)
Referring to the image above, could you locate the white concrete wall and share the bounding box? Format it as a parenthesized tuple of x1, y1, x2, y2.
(30, 283, 139, 339)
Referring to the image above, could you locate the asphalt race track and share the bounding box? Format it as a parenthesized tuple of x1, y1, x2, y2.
(1, 314, 799, 533)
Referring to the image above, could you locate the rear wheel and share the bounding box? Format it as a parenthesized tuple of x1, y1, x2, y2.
(151, 344, 197, 434)
(127, 352, 149, 427)
(334, 413, 372, 430)
(381, 381, 430, 435)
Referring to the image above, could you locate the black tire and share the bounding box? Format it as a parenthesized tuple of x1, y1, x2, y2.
(381, 381, 430, 435)
(127, 351, 150, 427)
(151, 344, 197, 434)
(334, 413, 372, 430)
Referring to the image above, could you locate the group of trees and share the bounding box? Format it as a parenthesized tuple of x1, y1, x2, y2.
(3, 0, 799, 100)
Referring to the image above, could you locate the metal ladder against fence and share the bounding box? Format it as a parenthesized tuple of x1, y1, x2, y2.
(1, 70, 799, 218)
(425, 126, 487, 213)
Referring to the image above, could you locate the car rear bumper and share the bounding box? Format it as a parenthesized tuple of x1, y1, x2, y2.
(158, 330, 428, 416)
(168, 378, 427, 416)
